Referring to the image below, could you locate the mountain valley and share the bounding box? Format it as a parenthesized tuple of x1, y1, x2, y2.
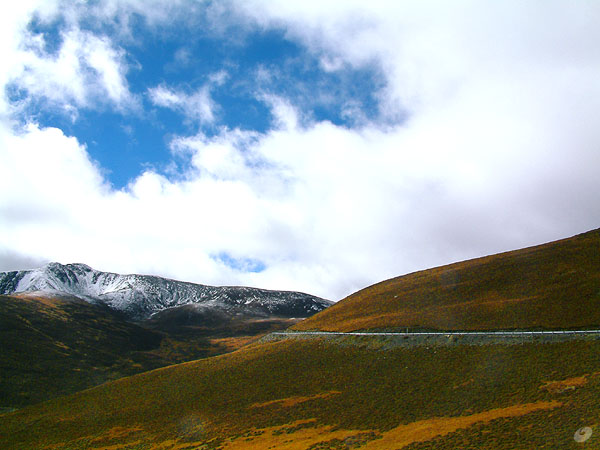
(1, 229, 599, 449)
(0, 265, 331, 410)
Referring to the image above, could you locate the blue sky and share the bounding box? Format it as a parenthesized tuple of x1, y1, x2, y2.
(1, 1, 599, 300)
(23, 13, 384, 188)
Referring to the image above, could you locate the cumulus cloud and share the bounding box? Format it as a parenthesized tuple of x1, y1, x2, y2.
(235, 1, 600, 116)
(0, 2, 138, 119)
(12, 27, 136, 114)
(148, 70, 230, 125)
(1, 1, 599, 301)
(148, 84, 217, 125)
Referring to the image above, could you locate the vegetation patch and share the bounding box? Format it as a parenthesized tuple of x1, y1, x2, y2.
(219, 419, 369, 450)
(250, 391, 342, 409)
(209, 336, 261, 353)
(170, 401, 561, 450)
(359, 401, 561, 450)
(540, 377, 587, 394)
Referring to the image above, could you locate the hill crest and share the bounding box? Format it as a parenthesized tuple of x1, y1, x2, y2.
(293, 228, 600, 332)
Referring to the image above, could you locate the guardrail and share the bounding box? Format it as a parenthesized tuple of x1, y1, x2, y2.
(272, 330, 600, 337)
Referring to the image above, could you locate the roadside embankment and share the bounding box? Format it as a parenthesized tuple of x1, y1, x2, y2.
(260, 330, 600, 348)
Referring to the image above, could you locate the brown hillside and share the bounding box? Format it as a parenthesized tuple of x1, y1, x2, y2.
(0, 293, 294, 408)
(1, 337, 599, 449)
(293, 228, 600, 332)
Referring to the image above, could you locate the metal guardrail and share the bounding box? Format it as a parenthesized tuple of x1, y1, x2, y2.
(272, 330, 600, 337)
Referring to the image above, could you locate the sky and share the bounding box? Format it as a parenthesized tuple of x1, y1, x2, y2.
(1, 0, 599, 301)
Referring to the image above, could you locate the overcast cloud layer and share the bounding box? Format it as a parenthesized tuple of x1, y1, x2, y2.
(1, 1, 599, 300)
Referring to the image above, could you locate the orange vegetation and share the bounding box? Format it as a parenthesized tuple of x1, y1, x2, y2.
(249, 391, 342, 409)
(360, 400, 562, 449)
(541, 375, 592, 394)
(217, 400, 561, 450)
(12, 294, 72, 320)
(14, 293, 69, 308)
(219, 419, 364, 450)
(99, 426, 144, 440)
(210, 336, 259, 352)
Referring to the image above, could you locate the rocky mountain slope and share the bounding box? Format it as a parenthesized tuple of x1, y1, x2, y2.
(0, 263, 332, 321)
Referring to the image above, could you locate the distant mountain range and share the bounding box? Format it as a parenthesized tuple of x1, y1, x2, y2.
(0, 262, 332, 321)
(0, 263, 331, 408)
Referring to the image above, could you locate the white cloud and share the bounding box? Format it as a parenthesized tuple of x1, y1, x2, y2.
(0, 2, 55, 116)
(9, 27, 136, 116)
(258, 94, 300, 130)
(209, 70, 229, 86)
(148, 84, 217, 125)
(234, 1, 600, 117)
(1, 1, 600, 302)
(148, 85, 184, 109)
(171, 131, 256, 180)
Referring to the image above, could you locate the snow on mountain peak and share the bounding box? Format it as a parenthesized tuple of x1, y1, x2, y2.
(0, 263, 332, 321)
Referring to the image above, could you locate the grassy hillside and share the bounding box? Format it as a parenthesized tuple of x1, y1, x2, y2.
(2, 229, 599, 449)
(0, 294, 295, 410)
(144, 303, 301, 358)
(0, 337, 599, 449)
(0, 293, 169, 409)
(294, 228, 600, 332)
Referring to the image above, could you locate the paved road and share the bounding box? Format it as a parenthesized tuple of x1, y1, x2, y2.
(272, 330, 600, 337)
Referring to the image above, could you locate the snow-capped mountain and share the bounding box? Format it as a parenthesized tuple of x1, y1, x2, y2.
(0, 263, 332, 321)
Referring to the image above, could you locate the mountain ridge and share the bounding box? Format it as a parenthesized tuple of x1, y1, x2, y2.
(0, 262, 332, 321)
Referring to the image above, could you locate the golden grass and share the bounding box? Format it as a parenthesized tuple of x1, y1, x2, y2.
(540, 375, 590, 394)
(148, 439, 208, 449)
(87, 441, 145, 450)
(301, 294, 534, 332)
(2, 336, 598, 449)
(14, 293, 67, 308)
(360, 400, 562, 449)
(249, 391, 342, 409)
(11, 293, 71, 321)
(218, 400, 561, 450)
(294, 228, 600, 332)
(219, 419, 365, 450)
(209, 336, 260, 352)
(99, 426, 144, 440)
